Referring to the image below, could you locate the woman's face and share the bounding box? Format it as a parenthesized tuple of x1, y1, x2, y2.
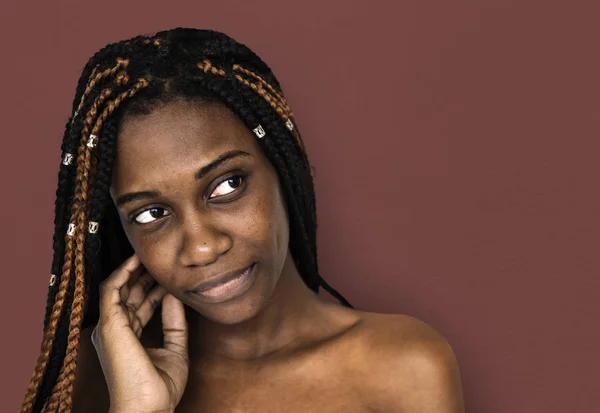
(110, 99, 290, 325)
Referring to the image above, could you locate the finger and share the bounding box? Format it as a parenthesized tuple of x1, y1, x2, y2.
(123, 260, 148, 289)
(119, 263, 145, 303)
(161, 294, 188, 357)
(125, 271, 157, 311)
(131, 284, 167, 336)
(99, 254, 142, 314)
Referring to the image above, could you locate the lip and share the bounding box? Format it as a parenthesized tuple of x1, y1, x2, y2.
(188, 263, 256, 303)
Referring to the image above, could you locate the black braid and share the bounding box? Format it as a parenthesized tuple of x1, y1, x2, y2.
(234, 84, 353, 306)
(82, 116, 120, 329)
(44, 119, 74, 329)
(43, 51, 136, 328)
(35, 120, 76, 413)
(44, 82, 104, 330)
(35, 67, 131, 412)
(36, 80, 110, 411)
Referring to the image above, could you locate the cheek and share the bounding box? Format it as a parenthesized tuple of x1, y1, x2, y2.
(243, 186, 289, 256)
(129, 234, 181, 287)
(220, 183, 288, 260)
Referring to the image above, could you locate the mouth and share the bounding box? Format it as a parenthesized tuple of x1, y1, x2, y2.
(188, 262, 257, 304)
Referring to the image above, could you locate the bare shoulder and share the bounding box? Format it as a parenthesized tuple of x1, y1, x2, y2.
(345, 311, 465, 413)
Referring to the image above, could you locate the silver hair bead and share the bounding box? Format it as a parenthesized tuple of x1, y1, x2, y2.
(87, 134, 98, 148)
(62, 153, 73, 166)
(88, 221, 99, 234)
(253, 125, 266, 139)
(285, 119, 294, 131)
(49, 274, 57, 286)
(67, 223, 75, 236)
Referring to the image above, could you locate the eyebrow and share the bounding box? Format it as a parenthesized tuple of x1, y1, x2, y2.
(115, 149, 252, 208)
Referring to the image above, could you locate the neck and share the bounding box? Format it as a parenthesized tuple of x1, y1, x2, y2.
(186, 253, 334, 361)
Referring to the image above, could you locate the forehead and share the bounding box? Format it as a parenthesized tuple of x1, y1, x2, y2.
(111, 100, 262, 191)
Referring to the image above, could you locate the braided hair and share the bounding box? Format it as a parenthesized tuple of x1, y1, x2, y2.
(19, 27, 352, 413)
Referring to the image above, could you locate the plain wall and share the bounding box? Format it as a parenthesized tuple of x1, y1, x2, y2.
(1, 0, 598, 411)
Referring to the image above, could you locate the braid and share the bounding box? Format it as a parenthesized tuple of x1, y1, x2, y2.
(226, 76, 320, 289)
(81, 116, 119, 328)
(44, 66, 105, 330)
(21, 82, 120, 413)
(35, 73, 133, 412)
(75, 60, 129, 113)
(23, 69, 140, 413)
(44, 63, 127, 330)
(231, 64, 306, 153)
(22, 28, 352, 413)
(44, 80, 150, 413)
(230, 74, 315, 239)
(233, 66, 293, 117)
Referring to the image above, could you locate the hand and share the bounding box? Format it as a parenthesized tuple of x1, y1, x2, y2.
(91, 254, 189, 413)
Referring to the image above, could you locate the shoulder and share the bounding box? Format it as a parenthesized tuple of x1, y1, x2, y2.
(347, 311, 465, 413)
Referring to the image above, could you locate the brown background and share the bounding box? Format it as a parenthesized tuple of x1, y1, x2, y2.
(1, 0, 598, 411)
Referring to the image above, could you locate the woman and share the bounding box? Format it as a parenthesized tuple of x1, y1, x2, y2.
(20, 28, 464, 413)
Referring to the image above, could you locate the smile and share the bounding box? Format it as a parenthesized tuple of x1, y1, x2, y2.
(189, 263, 257, 304)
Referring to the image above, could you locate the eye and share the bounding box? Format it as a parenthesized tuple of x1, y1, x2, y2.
(210, 176, 245, 199)
(133, 207, 171, 224)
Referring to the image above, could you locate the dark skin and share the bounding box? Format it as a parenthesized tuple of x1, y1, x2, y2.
(71, 99, 465, 412)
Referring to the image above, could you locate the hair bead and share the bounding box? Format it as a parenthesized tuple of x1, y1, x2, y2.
(86, 134, 98, 148)
(62, 153, 73, 166)
(49, 274, 57, 286)
(66, 223, 75, 236)
(88, 221, 99, 234)
(285, 119, 294, 131)
(70, 111, 78, 127)
(253, 125, 266, 138)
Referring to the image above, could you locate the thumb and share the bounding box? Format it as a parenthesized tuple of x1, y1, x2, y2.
(161, 294, 189, 357)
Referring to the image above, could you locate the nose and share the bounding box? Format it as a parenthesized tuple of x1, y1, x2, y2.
(178, 211, 232, 267)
